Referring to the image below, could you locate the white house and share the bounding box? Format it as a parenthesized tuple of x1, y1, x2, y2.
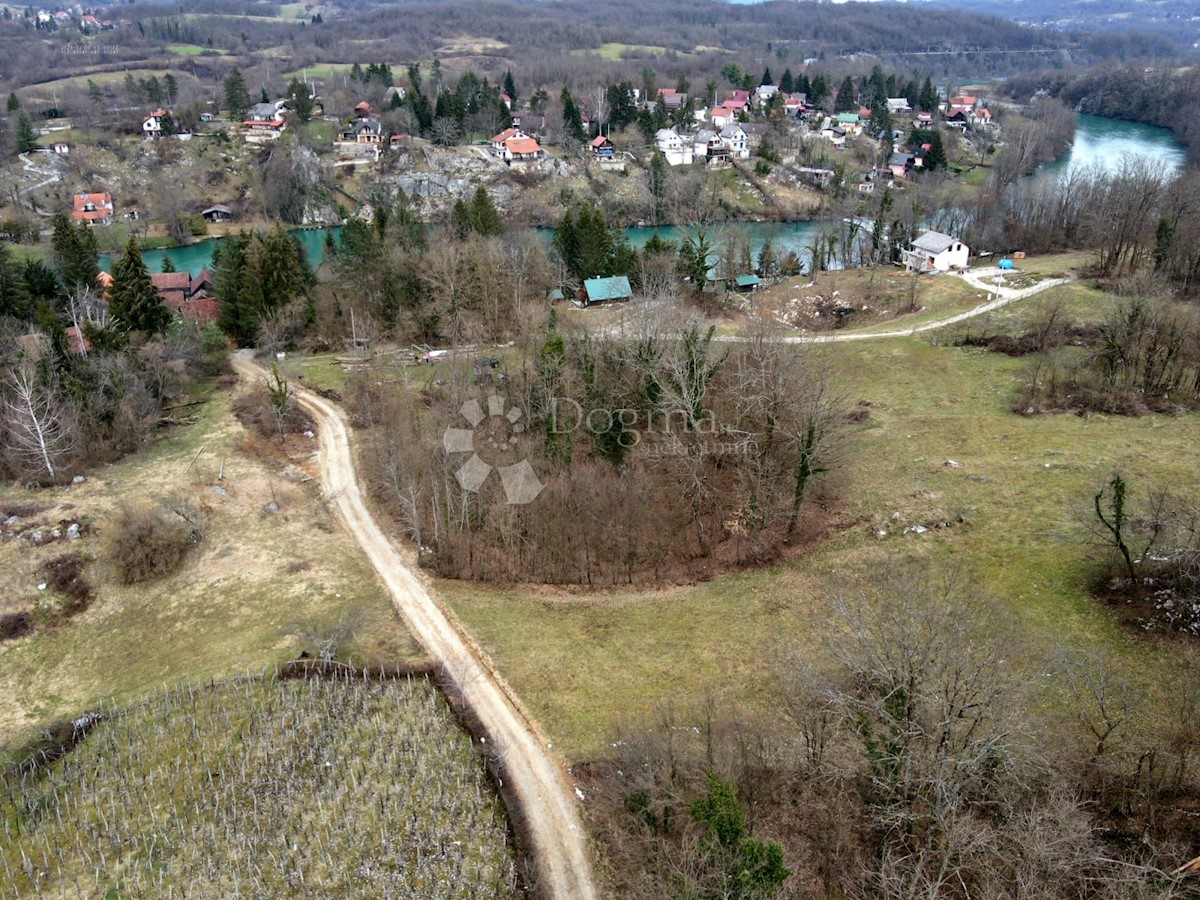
(708, 107, 736, 129)
(693, 129, 728, 164)
(655, 128, 694, 166)
(718, 124, 750, 160)
(142, 108, 167, 139)
(906, 230, 970, 273)
(754, 84, 779, 108)
(886, 97, 912, 115)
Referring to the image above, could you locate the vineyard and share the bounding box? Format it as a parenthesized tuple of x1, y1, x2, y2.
(1, 672, 521, 898)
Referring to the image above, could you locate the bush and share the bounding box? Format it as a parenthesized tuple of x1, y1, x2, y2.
(40, 553, 94, 609)
(0, 611, 33, 642)
(104, 501, 197, 584)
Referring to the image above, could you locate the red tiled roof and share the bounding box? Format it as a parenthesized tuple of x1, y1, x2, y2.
(151, 272, 191, 309)
(505, 137, 543, 155)
(491, 127, 520, 143)
(243, 120, 285, 127)
(590, 135, 610, 147)
(180, 297, 219, 324)
(71, 193, 113, 222)
(709, 107, 733, 118)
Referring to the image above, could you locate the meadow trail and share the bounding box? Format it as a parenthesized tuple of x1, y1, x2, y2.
(231, 350, 598, 900)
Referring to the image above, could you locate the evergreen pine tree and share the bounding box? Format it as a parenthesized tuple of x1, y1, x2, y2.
(469, 187, 503, 237)
(6, 91, 19, 113)
(16, 112, 37, 153)
(919, 76, 937, 114)
(0, 242, 33, 321)
(560, 87, 585, 142)
(287, 79, 313, 121)
(449, 197, 472, 240)
(779, 69, 794, 94)
(224, 67, 251, 121)
(161, 255, 176, 273)
(925, 132, 948, 170)
(502, 69, 516, 103)
(51, 215, 99, 290)
(834, 76, 856, 112)
(108, 237, 170, 334)
(760, 67, 773, 86)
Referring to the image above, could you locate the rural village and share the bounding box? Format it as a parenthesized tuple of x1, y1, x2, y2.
(3, 0, 1200, 896)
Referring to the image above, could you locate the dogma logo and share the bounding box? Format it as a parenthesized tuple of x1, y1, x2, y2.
(442, 395, 544, 505)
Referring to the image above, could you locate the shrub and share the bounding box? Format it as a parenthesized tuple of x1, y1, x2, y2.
(0, 611, 34, 642)
(104, 501, 197, 584)
(40, 553, 94, 608)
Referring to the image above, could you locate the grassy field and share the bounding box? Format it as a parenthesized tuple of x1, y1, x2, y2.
(429, 283, 1200, 760)
(750, 265, 988, 336)
(2, 675, 517, 897)
(282, 62, 362, 80)
(0, 385, 421, 744)
(572, 43, 675, 60)
(167, 42, 225, 56)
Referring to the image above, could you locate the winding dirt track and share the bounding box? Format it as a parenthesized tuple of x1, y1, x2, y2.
(231, 351, 597, 900)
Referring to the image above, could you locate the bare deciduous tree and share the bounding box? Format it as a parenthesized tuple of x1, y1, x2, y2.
(3, 362, 76, 480)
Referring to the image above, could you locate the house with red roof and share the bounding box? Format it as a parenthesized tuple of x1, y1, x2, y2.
(489, 127, 546, 163)
(709, 107, 737, 128)
(71, 193, 114, 226)
(591, 134, 615, 158)
(947, 95, 977, 116)
(151, 272, 191, 310)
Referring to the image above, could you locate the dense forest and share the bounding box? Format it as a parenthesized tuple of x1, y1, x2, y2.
(0, 0, 1186, 98)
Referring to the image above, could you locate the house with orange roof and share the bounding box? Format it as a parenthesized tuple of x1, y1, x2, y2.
(709, 107, 737, 129)
(71, 193, 114, 226)
(489, 127, 546, 163)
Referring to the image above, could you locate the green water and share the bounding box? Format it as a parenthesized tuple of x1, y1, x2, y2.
(104, 221, 821, 278)
(100, 227, 342, 277)
(1035, 113, 1187, 183)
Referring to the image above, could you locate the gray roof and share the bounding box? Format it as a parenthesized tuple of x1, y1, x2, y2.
(889, 152, 913, 167)
(250, 102, 280, 120)
(719, 125, 747, 139)
(912, 230, 959, 254)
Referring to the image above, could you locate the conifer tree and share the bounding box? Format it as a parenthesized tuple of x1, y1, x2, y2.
(16, 112, 37, 153)
(224, 67, 251, 121)
(108, 237, 170, 334)
(50, 214, 99, 291)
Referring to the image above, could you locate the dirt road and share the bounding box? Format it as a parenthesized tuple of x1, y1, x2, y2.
(232, 351, 597, 900)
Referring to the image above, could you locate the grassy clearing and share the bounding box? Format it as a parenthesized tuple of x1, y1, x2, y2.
(571, 43, 675, 60)
(752, 265, 986, 335)
(16, 69, 196, 100)
(167, 43, 225, 56)
(282, 62, 359, 80)
(0, 386, 421, 744)
(434, 288, 1200, 760)
(2, 675, 517, 897)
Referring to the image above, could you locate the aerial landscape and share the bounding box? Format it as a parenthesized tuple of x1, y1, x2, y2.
(2, 0, 1200, 895)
